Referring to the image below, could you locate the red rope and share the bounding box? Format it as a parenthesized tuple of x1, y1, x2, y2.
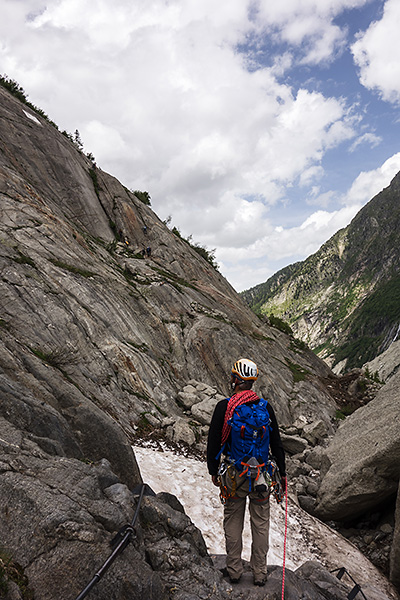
(281, 477, 288, 600)
(221, 390, 259, 445)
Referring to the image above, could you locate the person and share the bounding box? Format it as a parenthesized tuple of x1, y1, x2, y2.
(207, 358, 286, 587)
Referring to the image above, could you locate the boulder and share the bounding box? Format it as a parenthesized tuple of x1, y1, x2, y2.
(304, 446, 328, 472)
(0, 371, 141, 489)
(191, 396, 222, 425)
(176, 391, 200, 409)
(292, 415, 309, 432)
(0, 438, 164, 600)
(298, 495, 317, 516)
(316, 371, 400, 521)
(177, 381, 222, 411)
(364, 340, 400, 383)
(281, 433, 309, 455)
(166, 418, 196, 446)
(182, 384, 197, 395)
(302, 420, 329, 446)
(286, 458, 313, 480)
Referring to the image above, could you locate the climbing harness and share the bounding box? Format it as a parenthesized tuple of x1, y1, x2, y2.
(281, 476, 288, 600)
(218, 457, 284, 505)
(331, 567, 368, 600)
(74, 483, 147, 600)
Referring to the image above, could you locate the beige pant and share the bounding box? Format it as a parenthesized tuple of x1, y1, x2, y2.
(221, 465, 270, 579)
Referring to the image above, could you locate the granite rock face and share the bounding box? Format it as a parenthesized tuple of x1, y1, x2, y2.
(0, 431, 162, 600)
(0, 84, 338, 455)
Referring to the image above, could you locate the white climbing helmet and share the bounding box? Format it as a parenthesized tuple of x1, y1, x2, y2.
(231, 358, 258, 381)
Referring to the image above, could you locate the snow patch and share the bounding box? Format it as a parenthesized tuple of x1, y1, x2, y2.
(133, 443, 317, 569)
(133, 443, 398, 599)
(23, 110, 41, 125)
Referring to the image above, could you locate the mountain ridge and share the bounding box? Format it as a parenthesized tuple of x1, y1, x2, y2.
(242, 174, 400, 372)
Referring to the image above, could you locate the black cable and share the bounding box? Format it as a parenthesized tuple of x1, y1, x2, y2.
(331, 567, 368, 600)
(74, 483, 146, 600)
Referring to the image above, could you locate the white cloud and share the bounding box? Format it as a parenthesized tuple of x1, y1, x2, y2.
(0, 0, 397, 294)
(342, 152, 400, 204)
(254, 0, 369, 65)
(352, 0, 400, 103)
(349, 132, 382, 152)
(219, 203, 361, 291)
(219, 152, 400, 291)
(83, 121, 130, 161)
(0, 2, 361, 213)
(299, 165, 325, 187)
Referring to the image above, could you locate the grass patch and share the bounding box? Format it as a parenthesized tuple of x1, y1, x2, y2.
(269, 314, 293, 335)
(290, 338, 308, 352)
(150, 266, 197, 292)
(88, 167, 100, 198)
(286, 360, 310, 383)
(335, 405, 357, 420)
(30, 347, 76, 369)
(151, 401, 167, 417)
(13, 252, 35, 267)
(126, 341, 149, 353)
(136, 413, 152, 434)
(123, 267, 151, 286)
(251, 332, 274, 342)
(49, 258, 95, 278)
(130, 390, 150, 402)
(0, 549, 33, 599)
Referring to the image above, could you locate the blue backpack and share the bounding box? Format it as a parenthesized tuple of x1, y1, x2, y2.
(227, 398, 271, 490)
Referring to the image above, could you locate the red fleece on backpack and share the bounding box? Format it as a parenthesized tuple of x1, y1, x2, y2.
(221, 390, 259, 446)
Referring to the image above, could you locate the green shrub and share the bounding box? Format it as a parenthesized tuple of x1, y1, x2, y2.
(170, 226, 218, 269)
(269, 314, 293, 335)
(133, 190, 151, 205)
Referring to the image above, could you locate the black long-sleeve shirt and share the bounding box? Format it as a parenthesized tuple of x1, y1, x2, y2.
(207, 397, 286, 477)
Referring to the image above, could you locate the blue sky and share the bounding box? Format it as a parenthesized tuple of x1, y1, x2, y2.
(1, 0, 400, 291)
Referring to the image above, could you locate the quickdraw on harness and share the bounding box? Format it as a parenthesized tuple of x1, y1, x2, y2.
(267, 458, 284, 504)
(218, 462, 237, 505)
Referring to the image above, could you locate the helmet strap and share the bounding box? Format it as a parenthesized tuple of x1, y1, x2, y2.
(232, 375, 248, 391)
